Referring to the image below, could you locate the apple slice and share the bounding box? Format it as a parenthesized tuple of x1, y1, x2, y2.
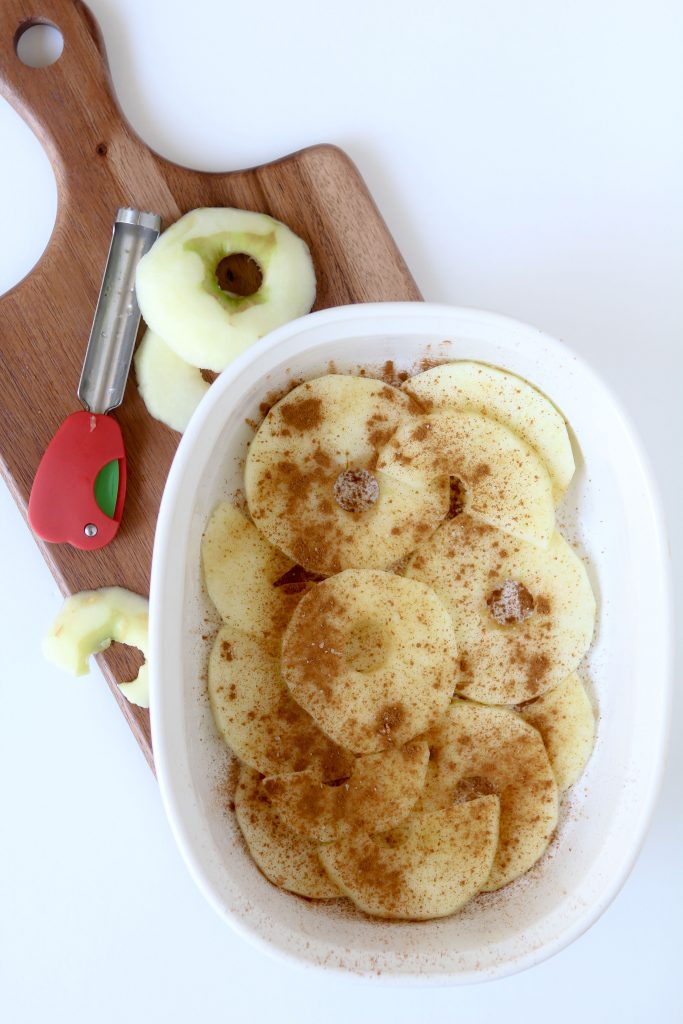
(520, 672, 596, 790)
(377, 410, 555, 547)
(208, 624, 353, 780)
(319, 796, 500, 919)
(244, 374, 449, 575)
(405, 513, 596, 704)
(404, 361, 574, 501)
(423, 702, 558, 892)
(262, 741, 429, 842)
(235, 765, 341, 899)
(43, 587, 149, 707)
(202, 502, 306, 644)
(134, 329, 209, 433)
(281, 569, 458, 753)
(136, 207, 316, 372)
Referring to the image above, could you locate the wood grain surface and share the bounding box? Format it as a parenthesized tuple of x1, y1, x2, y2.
(0, 0, 421, 770)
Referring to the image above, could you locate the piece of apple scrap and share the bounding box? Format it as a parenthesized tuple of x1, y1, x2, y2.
(43, 587, 150, 708)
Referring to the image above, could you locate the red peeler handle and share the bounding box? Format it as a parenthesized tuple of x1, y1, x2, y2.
(28, 411, 126, 550)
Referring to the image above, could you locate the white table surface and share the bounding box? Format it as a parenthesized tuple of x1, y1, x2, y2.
(1, 1, 681, 1020)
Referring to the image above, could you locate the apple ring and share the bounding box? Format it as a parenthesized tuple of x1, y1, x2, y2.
(281, 569, 458, 753)
(208, 623, 353, 780)
(404, 514, 596, 704)
(377, 409, 555, 548)
(201, 502, 305, 645)
(135, 207, 316, 372)
(245, 374, 449, 575)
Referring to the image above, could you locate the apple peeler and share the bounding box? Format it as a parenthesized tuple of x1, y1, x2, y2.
(28, 208, 161, 551)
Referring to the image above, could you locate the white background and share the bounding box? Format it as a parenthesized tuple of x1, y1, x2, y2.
(1, 1, 681, 1021)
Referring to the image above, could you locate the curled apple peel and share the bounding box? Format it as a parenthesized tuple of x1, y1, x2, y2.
(43, 587, 150, 708)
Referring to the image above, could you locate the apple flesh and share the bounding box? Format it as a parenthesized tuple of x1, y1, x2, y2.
(521, 671, 595, 790)
(235, 764, 341, 899)
(135, 207, 316, 373)
(422, 702, 558, 892)
(377, 409, 555, 548)
(244, 374, 449, 575)
(404, 513, 596, 705)
(134, 329, 209, 433)
(319, 796, 500, 920)
(43, 587, 149, 707)
(403, 361, 575, 502)
(262, 741, 430, 842)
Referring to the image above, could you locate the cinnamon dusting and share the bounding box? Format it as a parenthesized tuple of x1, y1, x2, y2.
(333, 469, 380, 513)
(487, 580, 535, 625)
(280, 396, 323, 432)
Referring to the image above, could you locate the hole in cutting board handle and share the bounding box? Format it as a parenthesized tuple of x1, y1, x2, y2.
(15, 22, 63, 68)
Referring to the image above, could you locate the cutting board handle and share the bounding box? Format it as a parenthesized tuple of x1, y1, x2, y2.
(0, 0, 138, 176)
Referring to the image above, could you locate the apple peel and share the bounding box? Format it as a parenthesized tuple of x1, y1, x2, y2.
(43, 587, 150, 708)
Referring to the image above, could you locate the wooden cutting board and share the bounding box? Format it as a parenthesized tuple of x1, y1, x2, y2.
(0, 0, 421, 771)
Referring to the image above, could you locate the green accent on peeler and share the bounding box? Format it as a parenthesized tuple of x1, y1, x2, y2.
(94, 459, 119, 518)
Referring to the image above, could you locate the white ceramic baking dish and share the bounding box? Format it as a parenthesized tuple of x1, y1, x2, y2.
(149, 302, 672, 983)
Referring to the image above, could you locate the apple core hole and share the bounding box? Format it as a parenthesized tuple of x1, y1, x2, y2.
(487, 580, 535, 625)
(334, 468, 380, 513)
(215, 253, 263, 297)
(448, 476, 466, 518)
(344, 618, 386, 674)
(15, 23, 64, 68)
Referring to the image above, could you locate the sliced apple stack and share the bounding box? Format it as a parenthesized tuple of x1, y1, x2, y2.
(262, 741, 429, 842)
(202, 502, 306, 644)
(520, 672, 596, 790)
(193, 359, 597, 919)
(208, 624, 353, 779)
